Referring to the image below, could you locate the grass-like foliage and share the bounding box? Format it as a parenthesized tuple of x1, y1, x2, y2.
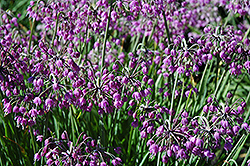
(0, 0, 250, 166)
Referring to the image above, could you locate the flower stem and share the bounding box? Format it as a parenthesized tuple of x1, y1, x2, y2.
(28, 18, 35, 54)
(51, 12, 63, 47)
(29, 126, 36, 155)
(176, 78, 185, 114)
(162, 11, 171, 44)
(70, 106, 76, 144)
(242, 25, 250, 42)
(244, 90, 250, 123)
(101, 0, 113, 70)
(241, 146, 250, 166)
(84, 15, 90, 60)
(169, 73, 178, 128)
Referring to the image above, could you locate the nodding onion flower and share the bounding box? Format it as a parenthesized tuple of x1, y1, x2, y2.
(35, 131, 122, 166)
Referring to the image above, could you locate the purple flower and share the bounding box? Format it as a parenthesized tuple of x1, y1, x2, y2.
(181, 118, 188, 125)
(167, 149, 172, 157)
(147, 139, 154, 147)
(114, 100, 124, 109)
(100, 162, 107, 166)
(162, 155, 168, 163)
(37, 78, 44, 87)
(177, 66, 185, 74)
(148, 79, 154, 86)
(233, 125, 240, 135)
(56, 59, 63, 67)
(13, 106, 19, 113)
(203, 105, 208, 113)
(142, 67, 148, 74)
(193, 64, 199, 72)
(214, 132, 220, 141)
(185, 141, 194, 150)
(114, 147, 121, 154)
(224, 142, 233, 151)
(132, 92, 141, 101)
(34, 153, 41, 161)
(111, 157, 122, 166)
(131, 119, 138, 128)
(61, 131, 67, 140)
(33, 97, 42, 105)
(221, 120, 229, 128)
(140, 131, 147, 138)
(207, 97, 213, 103)
(237, 106, 243, 114)
(176, 149, 186, 159)
(121, 77, 129, 84)
(195, 138, 203, 147)
(19, 107, 26, 114)
(100, 99, 109, 109)
(154, 56, 161, 64)
(147, 126, 154, 133)
(46, 158, 53, 166)
(156, 125, 164, 136)
(204, 150, 214, 159)
(45, 98, 54, 108)
(68, 71, 74, 80)
(29, 108, 38, 117)
(149, 144, 159, 156)
(113, 93, 121, 101)
(226, 92, 233, 98)
(36, 135, 43, 142)
(242, 123, 249, 130)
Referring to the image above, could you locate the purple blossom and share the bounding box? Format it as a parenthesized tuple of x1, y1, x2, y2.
(33, 97, 42, 105)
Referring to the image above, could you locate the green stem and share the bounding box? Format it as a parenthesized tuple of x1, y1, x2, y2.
(84, 16, 90, 60)
(170, 73, 178, 128)
(157, 141, 164, 166)
(70, 106, 75, 143)
(242, 26, 250, 42)
(109, 109, 117, 145)
(192, 61, 210, 116)
(214, 68, 227, 99)
(29, 126, 36, 155)
(100, 116, 106, 147)
(241, 146, 250, 166)
(28, 18, 35, 54)
(215, 56, 219, 89)
(244, 90, 250, 123)
(231, 74, 245, 99)
(176, 78, 185, 114)
(148, 20, 158, 43)
(198, 61, 210, 92)
(132, 32, 141, 53)
(222, 134, 247, 166)
(52, 12, 63, 47)
(127, 126, 133, 162)
(78, 15, 90, 65)
(101, 0, 113, 70)
(215, 69, 230, 100)
(162, 11, 171, 44)
(223, 11, 232, 28)
(139, 138, 145, 162)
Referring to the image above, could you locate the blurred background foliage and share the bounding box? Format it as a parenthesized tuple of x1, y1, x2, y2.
(0, 0, 30, 28)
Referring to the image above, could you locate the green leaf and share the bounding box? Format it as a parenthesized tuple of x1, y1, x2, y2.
(139, 152, 150, 166)
(222, 134, 248, 166)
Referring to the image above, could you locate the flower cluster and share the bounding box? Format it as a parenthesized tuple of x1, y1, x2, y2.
(134, 93, 249, 162)
(1, 0, 250, 165)
(35, 131, 122, 166)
